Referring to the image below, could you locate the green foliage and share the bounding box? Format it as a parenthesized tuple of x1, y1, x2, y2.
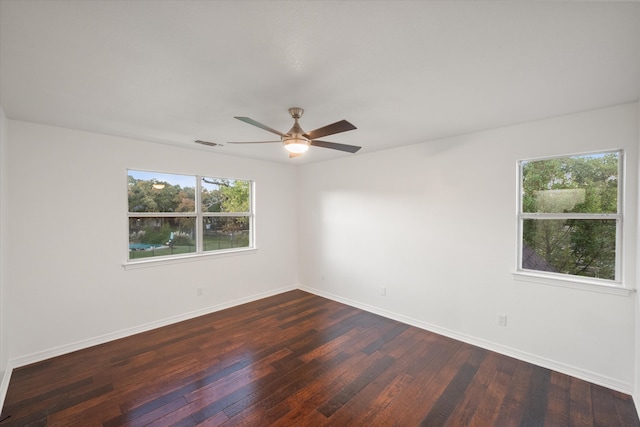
(141, 223, 171, 245)
(222, 180, 250, 232)
(171, 231, 193, 246)
(128, 177, 196, 213)
(522, 152, 619, 280)
(129, 230, 145, 243)
(220, 180, 250, 212)
(201, 178, 250, 233)
(567, 219, 616, 279)
(522, 153, 618, 214)
(201, 178, 250, 213)
(176, 188, 196, 212)
(201, 190, 221, 212)
(203, 231, 250, 251)
(233, 231, 250, 247)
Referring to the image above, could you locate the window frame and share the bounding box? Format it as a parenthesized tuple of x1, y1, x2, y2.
(125, 169, 255, 267)
(515, 149, 626, 290)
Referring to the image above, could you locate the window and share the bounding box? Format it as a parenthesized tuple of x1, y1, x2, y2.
(517, 150, 622, 284)
(127, 170, 253, 261)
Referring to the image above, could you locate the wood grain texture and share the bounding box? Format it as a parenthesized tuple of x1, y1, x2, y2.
(1, 290, 638, 426)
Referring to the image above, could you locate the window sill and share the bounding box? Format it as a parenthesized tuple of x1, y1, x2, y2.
(123, 248, 257, 270)
(512, 271, 635, 296)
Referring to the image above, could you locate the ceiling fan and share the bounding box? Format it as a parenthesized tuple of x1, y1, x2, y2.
(228, 107, 361, 157)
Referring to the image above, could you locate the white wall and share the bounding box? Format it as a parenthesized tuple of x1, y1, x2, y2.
(298, 102, 639, 393)
(5, 120, 299, 364)
(636, 104, 640, 413)
(0, 106, 9, 403)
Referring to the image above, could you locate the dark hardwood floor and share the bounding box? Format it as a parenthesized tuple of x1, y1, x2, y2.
(1, 290, 638, 426)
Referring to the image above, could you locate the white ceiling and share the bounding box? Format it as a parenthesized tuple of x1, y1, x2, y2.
(1, 1, 639, 164)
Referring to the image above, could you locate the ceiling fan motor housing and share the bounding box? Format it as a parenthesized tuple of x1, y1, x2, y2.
(288, 107, 304, 119)
(283, 107, 310, 152)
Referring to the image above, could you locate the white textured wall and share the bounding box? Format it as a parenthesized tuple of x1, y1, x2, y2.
(298, 103, 639, 392)
(0, 107, 8, 384)
(5, 121, 299, 362)
(636, 104, 640, 412)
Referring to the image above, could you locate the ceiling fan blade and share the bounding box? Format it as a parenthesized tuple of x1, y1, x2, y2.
(310, 140, 361, 153)
(227, 140, 281, 144)
(303, 120, 356, 140)
(234, 117, 287, 137)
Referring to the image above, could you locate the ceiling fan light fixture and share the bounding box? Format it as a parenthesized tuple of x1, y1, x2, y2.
(283, 136, 310, 154)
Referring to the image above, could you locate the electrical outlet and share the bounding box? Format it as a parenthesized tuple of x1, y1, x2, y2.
(497, 314, 507, 327)
(380, 287, 386, 296)
(197, 287, 203, 296)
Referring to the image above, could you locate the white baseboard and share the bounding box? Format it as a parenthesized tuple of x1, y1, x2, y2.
(635, 393, 640, 421)
(7, 284, 297, 372)
(299, 285, 634, 395)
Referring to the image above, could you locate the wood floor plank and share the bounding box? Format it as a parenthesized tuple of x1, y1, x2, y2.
(365, 337, 464, 425)
(329, 362, 419, 427)
(361, 322, 410, 355)
(466, 355, 517, 427)
(442, 351, 499, 426)
(395, 342, 475, 425)
(420, 362, 482, 426)
(264, 351, 372, 427)
(493, 360, 535, 425)
(591, 383, 636, 427)
(616, 393, 640, 427)
(317, 354, 396, 418)
(118, 397, 188, 427)
(221, 351, 353, 426)
(519, 364, 552, 426)
(356, 372, 415, 423)
(328, 333, 446, 425)
(46, 391, 122, 427)
(134, 347, 291, 426)
(0, 377, 94, 416)
(1, 290, 638, 427)
(297, 325, 365, 363)
(544, 370, 571, 426)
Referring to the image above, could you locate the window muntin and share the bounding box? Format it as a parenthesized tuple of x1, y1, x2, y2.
(518, 151, 622, 283)
(127, 170, 253, 261)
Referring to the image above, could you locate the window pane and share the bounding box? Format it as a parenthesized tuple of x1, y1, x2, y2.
(522, 219, 616, 280)
(201, 177, 250, 213)
(129, 217, 196, 259)
(203, 216, 250, 251)
(128, 170, 196, 213)
(522, 152, 618, 214)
